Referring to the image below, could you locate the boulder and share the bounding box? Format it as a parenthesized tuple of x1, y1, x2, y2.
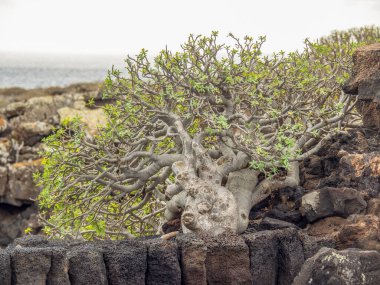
(277, 229, 305, 285)
(12, 96, 59, 123)
(12, 235, 49, 247)
(249, 186, 306, 227)
(4, 102, 26, 118)
(11, 121, 53, 146)
(6, 160, 42, 206)
(264, 207, 304, 226)
(343, 43, 380, 98)
(293, 247, 380, 285)
(337, 152, 380, 197)
(0, 137, 11, 165)
(58, 106, 107, 135)
(46, 247, 70, 285)
(243, 230, 278, 285)
(301, 187, 366, 222)
(302, 130, 380, 198)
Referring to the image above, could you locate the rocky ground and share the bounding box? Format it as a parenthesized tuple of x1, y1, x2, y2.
(0, 44, 379, 284)
(0, 82, 107, 245)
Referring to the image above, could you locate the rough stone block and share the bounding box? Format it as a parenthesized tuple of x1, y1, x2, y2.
(204, 234, 252, 285)
(47, 247, 70, 285)
(67, 246, 108, 285)
(243, 230, 279, 285)
(0, 249, 11, 285)
(146, 239, 181, 285)
(103, 241, 147, 285)
(176, 234, 207, 285)
(11, 247, 52, 285)
(277, 228, 305, 285)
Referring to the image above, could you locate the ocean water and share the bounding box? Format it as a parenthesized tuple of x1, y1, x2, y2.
(0, 52, 125, 89)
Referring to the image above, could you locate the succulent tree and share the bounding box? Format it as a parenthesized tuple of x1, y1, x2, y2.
(37, 27, 380, 239)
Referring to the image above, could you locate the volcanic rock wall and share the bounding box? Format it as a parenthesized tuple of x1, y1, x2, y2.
(1, 230, 380, 285)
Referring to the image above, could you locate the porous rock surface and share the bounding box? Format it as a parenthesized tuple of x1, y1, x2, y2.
(293, 247, 380, 285)
(0, 230, 330, 285)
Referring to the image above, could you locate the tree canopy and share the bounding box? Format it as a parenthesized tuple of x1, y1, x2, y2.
(36, 26, 380, 239)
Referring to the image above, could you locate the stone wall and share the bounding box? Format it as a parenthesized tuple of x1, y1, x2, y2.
(0, 229, 329, 285)
(1, 230, 380, 285)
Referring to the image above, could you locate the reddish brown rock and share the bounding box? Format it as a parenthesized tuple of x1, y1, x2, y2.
(307, 216, 348, 239)
(343, 43, 380, 130)
(343, 43, 380, 96)
(337, 152, 380, 198)
(307, 214, 380, 251)
(0, 115, 8, 133)
(337, 214, 380, 250)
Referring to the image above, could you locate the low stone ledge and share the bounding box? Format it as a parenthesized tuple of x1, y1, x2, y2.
(3, 230, 334, 285)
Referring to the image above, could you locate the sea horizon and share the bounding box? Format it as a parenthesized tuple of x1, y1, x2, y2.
(0, 51, 126, 89)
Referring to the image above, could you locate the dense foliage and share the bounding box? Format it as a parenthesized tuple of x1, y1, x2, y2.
(36, 26, 380, 239)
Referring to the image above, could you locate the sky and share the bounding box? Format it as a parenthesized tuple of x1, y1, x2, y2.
(0, 0, 379, 57)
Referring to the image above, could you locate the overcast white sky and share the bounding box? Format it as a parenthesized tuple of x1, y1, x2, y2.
(0, 0, 379, 56)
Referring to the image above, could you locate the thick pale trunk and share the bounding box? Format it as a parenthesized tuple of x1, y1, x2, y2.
(180, 178, 238, 235)
(226, 169, 259, 233)
(165, 161, 300, 236)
